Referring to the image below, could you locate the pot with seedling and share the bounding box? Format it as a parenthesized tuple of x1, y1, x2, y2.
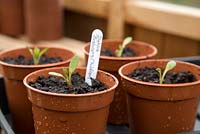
(119, 59, 200, 134)
(0, 46, 74, 134)
(23, 56, 118, 134)
(83, 37, 157, 124)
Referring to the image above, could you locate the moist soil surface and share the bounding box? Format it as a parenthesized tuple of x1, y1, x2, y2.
(29, 72, 107, 94)
(127, 67, 196, 84)
(101, 47, 137, 57)
(2, 55, 63, 65)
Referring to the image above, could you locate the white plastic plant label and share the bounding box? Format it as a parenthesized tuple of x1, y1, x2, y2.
(85, 29, 103, 86)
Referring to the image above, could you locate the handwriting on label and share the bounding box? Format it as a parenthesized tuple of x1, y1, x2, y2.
(85, 29, 103, 86)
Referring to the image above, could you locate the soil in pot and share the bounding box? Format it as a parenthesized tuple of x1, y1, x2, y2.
(128, 67, 196, 84)
(101, 47, 137, 57)
(2, 55, 62, 65)
(29, 72, 107, 94)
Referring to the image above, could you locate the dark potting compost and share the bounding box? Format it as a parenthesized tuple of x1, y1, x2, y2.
(29, 73, 107, 94)
(2, 55, 62, 65)
(101, 47, 137, 57)
(127, 67, 196, 84)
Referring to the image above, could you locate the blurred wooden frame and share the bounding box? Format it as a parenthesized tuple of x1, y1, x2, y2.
(107, 0, 124, 39)
(64, 0, 200, 40)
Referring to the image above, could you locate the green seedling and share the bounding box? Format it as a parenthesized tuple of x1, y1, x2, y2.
(28, 47, 49, 65)
(115, 37, 133, 57)
(48, 56, 79, 88)
(156, 60, 176, 84)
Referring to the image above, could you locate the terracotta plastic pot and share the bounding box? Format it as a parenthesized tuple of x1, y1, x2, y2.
(0, 0, 24, 36)
(25, 0, 63, 41)
(0, 46, 74, 134)
(83, 39, 157, 124)
(23, 67, 118, 134)
(119, 59, 200, 134)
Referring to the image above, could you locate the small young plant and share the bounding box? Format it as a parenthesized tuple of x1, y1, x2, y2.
(28, 47, 49, 65)
(156, 60, 176, 84)
(48, 56, 79, 88)
(115, 37, 133, 57)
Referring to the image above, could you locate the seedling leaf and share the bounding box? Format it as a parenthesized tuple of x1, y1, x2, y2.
(165, 60, 176, 72)
(28, 47, 49, 65)
(122, 37, 132, 48)
(28, 48, 33, 55)
(156, 60, 176, 84)
(34, 47, 40, 57)
(38, 48, 49, 58)
(116, 37, 133, 57)
(69, 56, 79, 76)
(48, 72, 65, 79)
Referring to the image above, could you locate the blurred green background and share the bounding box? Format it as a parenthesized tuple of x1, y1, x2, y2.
(157, 0, 200, 8)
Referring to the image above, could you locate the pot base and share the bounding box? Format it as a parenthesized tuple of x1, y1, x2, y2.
(4, 78, 34, 134)
(127, 94, 199, 134)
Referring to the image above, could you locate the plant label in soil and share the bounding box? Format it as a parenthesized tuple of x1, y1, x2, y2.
(85, 29, 103, 86)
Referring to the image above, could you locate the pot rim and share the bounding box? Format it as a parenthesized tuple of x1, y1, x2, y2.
(119, 59, 200, 87)
(83, 39, 157, 61)
(0, 46, 75, 68)
(23, 67, 119, 97)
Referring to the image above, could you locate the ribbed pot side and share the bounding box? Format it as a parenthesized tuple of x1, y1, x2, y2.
(23, 67, 118, 134)
(0, 46, 74, 134)
(119, 60, 200, 134)
(83, 39, 157, 124)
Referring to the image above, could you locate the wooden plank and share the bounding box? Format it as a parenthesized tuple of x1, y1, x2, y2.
(125, 0, 200, 40)
(133, 27, 164, 58)
(107, 0, 124, 39)
(63, 0, 200, 40)
(64, 0, 110, 18)
(162, 34, 200, 58)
